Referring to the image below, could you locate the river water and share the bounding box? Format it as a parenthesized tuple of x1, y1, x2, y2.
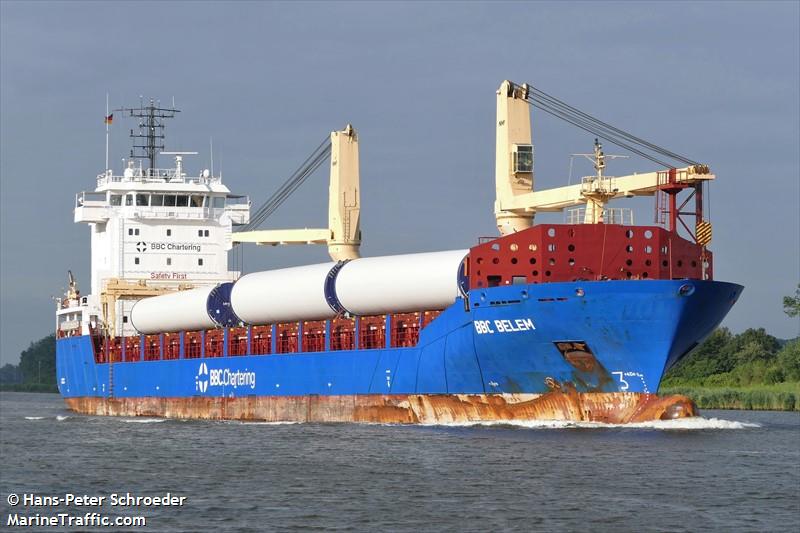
(0, 392, 797, 532)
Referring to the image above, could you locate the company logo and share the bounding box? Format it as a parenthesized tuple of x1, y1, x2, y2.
(194, 362, 256, 393)
(136, 242, 147, 253)
(195, 362, 209, 393)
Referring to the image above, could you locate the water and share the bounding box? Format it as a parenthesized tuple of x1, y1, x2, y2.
(1, 393, 798, 532)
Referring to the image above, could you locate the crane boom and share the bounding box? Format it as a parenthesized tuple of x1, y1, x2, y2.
(494, 79, 713, 229)
(505, 166, 714, 213)
(232, 125, 361, 260)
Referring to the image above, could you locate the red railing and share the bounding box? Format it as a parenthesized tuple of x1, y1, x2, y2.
(95, 309, 444, 364)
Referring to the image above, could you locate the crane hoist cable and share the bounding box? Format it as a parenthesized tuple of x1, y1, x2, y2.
(511, 82, 700, 168)
(237, 136, 332, 232)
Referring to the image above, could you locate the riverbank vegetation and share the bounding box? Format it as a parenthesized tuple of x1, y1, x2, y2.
(661, 285, 799, 411)
(0, 334, 57, 393)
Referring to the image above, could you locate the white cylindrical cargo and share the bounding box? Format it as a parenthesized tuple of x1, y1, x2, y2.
(335, 250, 467, 316)
(130, 286, 216, 334)
(230, 263, 336, 325)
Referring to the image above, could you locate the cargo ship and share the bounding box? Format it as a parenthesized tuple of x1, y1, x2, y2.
(56, 81, 742, 423)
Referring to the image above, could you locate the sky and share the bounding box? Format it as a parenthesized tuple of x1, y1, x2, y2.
(1, 1, 798, 365)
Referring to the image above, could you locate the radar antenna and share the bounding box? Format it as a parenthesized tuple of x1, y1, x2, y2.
(116, 99, 180, 174)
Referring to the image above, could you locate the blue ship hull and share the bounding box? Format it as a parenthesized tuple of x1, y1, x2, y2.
(57, 280, 742, 404)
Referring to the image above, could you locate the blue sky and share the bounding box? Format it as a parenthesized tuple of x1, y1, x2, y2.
(1, 1, 798, 364)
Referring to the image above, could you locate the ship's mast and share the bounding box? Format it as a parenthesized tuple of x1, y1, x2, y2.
(117, 99, 180, 174)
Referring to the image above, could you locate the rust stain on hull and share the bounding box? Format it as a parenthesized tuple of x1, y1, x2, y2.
(65, 390, 696, 424)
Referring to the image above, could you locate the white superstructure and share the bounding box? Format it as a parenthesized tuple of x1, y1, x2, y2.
(61, 154, 249, 338)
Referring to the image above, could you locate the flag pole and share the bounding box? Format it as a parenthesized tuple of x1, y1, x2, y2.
(105, 93, 110, 171)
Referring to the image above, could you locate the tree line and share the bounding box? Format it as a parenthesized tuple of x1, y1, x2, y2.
(663, 284, 800, 387)
(0, 333, 57, 392)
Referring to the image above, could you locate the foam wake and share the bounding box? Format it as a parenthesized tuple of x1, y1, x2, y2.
(117, 418, 166, 423)
(419, 416, 760, 430)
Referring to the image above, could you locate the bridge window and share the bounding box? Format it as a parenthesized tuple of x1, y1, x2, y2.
(151, 194, 164, 207)
(190, 195, 204, 207)
(212, 197, 225, 208)
(109, 194, 122, 206)
(176, 195, 189, 207)
(125, 194, 133, 206)
(164, 195, 176, 207)
(136, 194, 148, 206)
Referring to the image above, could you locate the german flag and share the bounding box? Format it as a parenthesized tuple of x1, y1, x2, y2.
(104, 113, 113, 125)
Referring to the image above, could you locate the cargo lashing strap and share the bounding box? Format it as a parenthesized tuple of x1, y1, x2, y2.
(324, 260, 352, 316)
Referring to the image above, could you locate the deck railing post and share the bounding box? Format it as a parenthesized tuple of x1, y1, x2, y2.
(385, 315, 392, 348)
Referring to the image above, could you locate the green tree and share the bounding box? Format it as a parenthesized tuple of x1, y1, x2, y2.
(728, 328, 780, 364)
(0, 363, 21, 384)
(777, 339, 800, 382)
(18, 334, 56, 387)
(664, 328, 735, 382)
(784, 284, 800, 318)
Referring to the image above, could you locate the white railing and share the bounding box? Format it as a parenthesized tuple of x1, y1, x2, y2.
(96, 169, 221, 187)
(566, 207, 634, 225)
(580, 176, 616, 195)
(76, 191, 108, 207)
(134, 207, 227, 220)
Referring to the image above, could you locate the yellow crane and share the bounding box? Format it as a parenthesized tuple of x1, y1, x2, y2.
(233, 125, 362, 261)
(494, 80, 714, 242)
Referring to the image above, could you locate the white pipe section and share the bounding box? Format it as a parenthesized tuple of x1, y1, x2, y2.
(335, 250, 467, 316)
(130, 286, 216, 334)
(231, 263, 336, 325)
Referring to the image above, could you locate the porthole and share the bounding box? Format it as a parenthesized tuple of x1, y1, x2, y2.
(510, 243, 519, 252)
(547, 228, 556, 237)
